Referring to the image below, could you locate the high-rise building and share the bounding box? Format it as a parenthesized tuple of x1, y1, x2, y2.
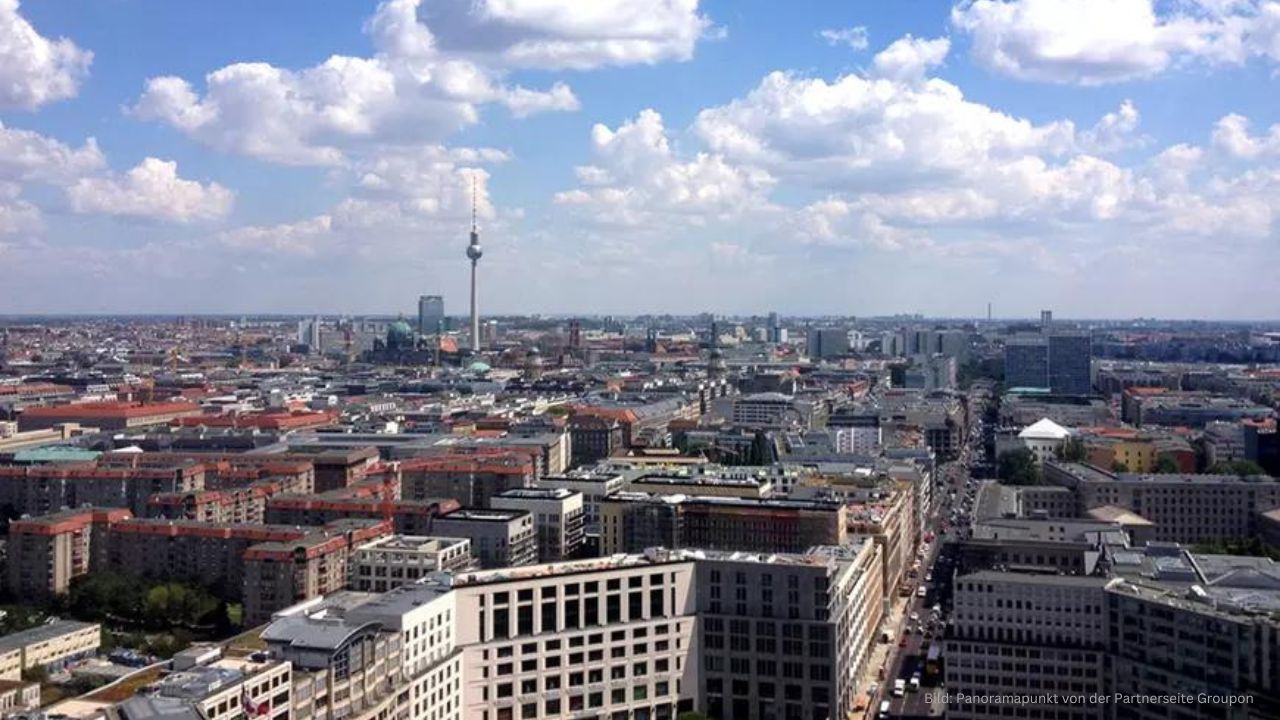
(1005, 332, 1092, 394)
(1004, 337, 1049, 390)
(1047, 332, 1092, 395)
(1040, 309, 1053, 329)
(418, 295, 444, 334)
(806, 328, 849, 359)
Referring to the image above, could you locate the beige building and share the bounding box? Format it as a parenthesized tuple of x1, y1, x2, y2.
(1046, 462, 1280, 543)
(348, 535, 474, 592)
(0, 679, 40, 712)
(0, 620, 101, 674)
(116, 657, 291, 720)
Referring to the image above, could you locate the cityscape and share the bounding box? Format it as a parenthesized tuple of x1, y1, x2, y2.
(2, 2, 1280, 720)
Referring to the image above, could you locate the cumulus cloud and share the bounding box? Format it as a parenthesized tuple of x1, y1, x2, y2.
(0, 0, 92, 110)
(417, 0, 716, 69)
(870, 35, 950, 81)
(952, 0, 1280, 85)
(0, 121, 104, 184)
(131, 0, 713, 166)
(67, 158, 234, 222)
(819, 27, 869, 51)
(553, 109, 776, 226)
(1211, 113, 1280, 157)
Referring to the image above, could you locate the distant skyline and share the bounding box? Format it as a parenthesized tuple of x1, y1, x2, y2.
(2, 0, 1279, 319)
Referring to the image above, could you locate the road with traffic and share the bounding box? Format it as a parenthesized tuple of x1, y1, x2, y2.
(877, 404, 986, 719)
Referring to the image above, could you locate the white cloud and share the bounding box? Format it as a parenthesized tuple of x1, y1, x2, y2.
(131, 0, 715, 166)
(1080, 100, 1146, 153)
(417, 0, 716, 70)
(870, 35, 950, 82)
(553, 109, 776, 226)
(67, 158, 234, 222)
(1211, 112, 1280, 157)
(0, 120, 104, 184)
(502, 81, 580, 117)
(952, 0, 1280, 85)
(692, 68, 1075, 186)
(0, 182, 39, 235)
(0, 0, 92, 110)
(819, 27, 869, 51)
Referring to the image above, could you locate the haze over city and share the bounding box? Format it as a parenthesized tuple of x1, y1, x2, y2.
(2, 0, 1279, 318)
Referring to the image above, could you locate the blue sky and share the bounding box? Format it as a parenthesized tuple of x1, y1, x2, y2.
(2, 0, 1279, 319)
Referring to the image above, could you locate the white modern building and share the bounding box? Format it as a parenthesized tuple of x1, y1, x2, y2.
(490, 487, 586, 562)
(348, 535, 474, 592)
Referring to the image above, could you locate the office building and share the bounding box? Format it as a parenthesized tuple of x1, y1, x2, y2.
(490, 487, 585, 562)
(1045, 462, 1280, 543)
(599, 494, 847, 555)
(696, 542, 884, 720)
(946, 571, 1109, 720)
(419, 295, 445, 334)
(433, 509, 537, 569)
(116, 657, 292, 720)
(806, 328, 849, 359)
(348, 535, 474, 592)
(539, 471, 627, 536)
(1005, 333, 1093, 395)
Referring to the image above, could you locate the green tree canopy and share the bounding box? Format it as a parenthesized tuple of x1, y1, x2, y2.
(998, 448, 1041, 486)
(1207, 460, 1266, 476)
(1153, 455, 1180, 474)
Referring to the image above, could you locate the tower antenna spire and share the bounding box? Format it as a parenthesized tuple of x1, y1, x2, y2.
(471, 175, 477, 234)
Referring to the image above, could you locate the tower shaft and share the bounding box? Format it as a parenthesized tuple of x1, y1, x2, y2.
(470, 260, 480, 351)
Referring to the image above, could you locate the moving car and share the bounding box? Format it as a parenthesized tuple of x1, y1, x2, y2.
(893, 679, 906, 697)
(879, 700, 892, 718)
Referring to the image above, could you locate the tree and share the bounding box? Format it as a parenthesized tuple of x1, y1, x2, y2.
(1153, 455, 1180, 474)
(997, 448, 1041, 486)
(1057, 438, 1087, 463)
(1111, 461, 1130, 473)
(1207, 460, 1266, 477)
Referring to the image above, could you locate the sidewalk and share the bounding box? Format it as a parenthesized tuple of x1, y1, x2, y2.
(853, 592, 912, 718)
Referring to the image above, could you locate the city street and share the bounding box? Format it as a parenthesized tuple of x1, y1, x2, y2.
(872, 407, 985, 719)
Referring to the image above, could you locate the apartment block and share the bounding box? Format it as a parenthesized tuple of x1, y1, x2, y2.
(490, 487, 585, 562)
(400, 454, 535, 508)
(242, 519, 393, 625)
(264, 495, 461, 535)
(0, 459, 206, 516)
(6, 507, 132, 599)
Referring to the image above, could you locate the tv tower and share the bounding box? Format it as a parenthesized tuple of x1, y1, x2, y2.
(466, 176, 483, 352)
